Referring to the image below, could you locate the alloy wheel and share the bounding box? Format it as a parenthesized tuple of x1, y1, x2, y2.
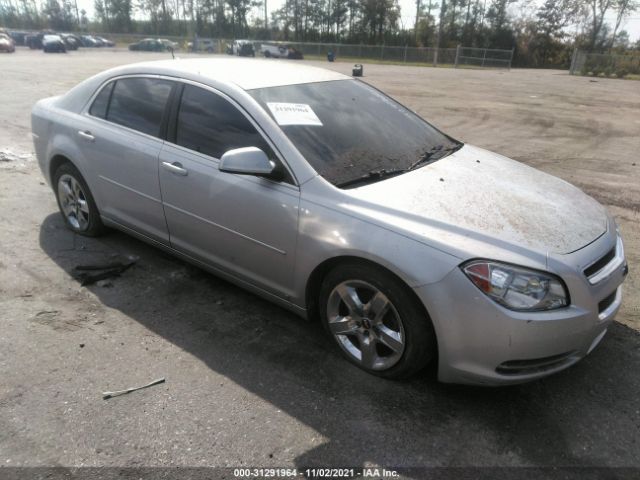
(57, 173, 90, 231)
(326, 280, 405, 370)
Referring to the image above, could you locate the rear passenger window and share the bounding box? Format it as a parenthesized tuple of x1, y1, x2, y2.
(176, 85, 272, 159)
(89, 82, 114, 119)
(107, 78, 173, 137)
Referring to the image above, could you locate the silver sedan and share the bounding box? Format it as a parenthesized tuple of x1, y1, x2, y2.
(31, 58, 628, 385)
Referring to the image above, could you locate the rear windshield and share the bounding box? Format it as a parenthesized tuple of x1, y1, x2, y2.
(248, 79, 460, 186)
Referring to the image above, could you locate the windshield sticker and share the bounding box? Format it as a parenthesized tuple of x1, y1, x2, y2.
(266, 103, 323, 126)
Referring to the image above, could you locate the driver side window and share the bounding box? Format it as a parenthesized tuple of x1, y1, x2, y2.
(175, 85, 275, 161)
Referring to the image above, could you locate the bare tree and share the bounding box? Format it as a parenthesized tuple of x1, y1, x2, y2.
(585, 0, 614, 50)
(608, 0, 639, 49)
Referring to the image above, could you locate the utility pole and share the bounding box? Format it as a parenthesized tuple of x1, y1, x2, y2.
(74, 0, 80, 27)
(415, 0, 421, 43)
(264, 0, 268, 35)
(434, 0, 446, 66)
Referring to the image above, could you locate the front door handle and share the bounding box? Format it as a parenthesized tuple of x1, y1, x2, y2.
(162, 161, 188, 176)
(77, 130, 95, 142)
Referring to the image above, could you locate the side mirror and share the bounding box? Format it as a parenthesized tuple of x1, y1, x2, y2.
(219, 147, 283, 181)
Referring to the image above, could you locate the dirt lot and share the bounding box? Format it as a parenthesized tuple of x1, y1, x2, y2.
(1, 49, 639, 474)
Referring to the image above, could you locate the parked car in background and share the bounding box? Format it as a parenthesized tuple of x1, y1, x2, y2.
(7, 30, 27, 46)
(42, 34, 66, 53)
(159, 39, 178, 50)
(260, 43, 285, 58)
(287, 47, 303, 59)
(232, 39, 255, 57)
(81, 35, 112, 47)
(60, 34, 79, 50)
(31, 58, 627, 386)
(261, 43, 303, 59)
(80, 35, 100, 47)
(128, 38, 166, 51)
(188, 38, 215, 52)
(96, 36, 115, 47)
(26, 32, 50, 49)
(0, 33, 15, 52)
(65, 33, 83, 45)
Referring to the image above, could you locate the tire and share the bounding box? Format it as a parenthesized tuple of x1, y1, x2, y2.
(264, 50, 271, 58)
(53, 162, 106, 237)
(319, 262, 436, 379)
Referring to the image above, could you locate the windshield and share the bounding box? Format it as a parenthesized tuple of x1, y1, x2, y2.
(249, 79, 461, 187)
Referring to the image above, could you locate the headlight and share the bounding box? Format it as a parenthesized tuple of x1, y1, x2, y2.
(462, 260, 568, 311)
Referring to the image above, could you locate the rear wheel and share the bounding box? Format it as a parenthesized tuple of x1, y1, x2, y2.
(53, 162, 106, 236)
(319, 262, 436, 379)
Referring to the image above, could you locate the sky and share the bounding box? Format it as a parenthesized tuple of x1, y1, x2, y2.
(77, 0, 640, 42)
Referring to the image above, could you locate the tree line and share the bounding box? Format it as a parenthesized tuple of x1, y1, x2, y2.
(1, 0, 638, 66)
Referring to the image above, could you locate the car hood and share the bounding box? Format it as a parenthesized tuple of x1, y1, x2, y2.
(344, 145, 607, 256)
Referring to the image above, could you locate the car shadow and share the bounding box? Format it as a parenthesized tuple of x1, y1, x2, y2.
(39, 213, 640, 472)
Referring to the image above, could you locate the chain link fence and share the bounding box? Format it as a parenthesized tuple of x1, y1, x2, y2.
(570, 49, 640, 79)
(455, 46, 514, 68)
(84, 32, 515, 69)
(251, 41, 512, 68)
(277, 41, 460, 65)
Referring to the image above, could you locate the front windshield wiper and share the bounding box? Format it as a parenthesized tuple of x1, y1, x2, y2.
(335, 143, 463, 189)
(335, 168, 408, 189)
(408, 143, 463, 171)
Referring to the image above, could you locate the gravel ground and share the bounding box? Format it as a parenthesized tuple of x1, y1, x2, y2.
(0, 48, 639, 476)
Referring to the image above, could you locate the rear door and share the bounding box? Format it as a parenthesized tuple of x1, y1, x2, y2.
(80, 76, 175, 244)
(158, 83, 300, 297)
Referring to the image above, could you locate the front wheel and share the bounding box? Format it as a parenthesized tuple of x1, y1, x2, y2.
(53, 163, 106, 236)
(319, 263, 436, 379)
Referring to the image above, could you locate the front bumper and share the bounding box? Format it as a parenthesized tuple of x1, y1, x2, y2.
(415, 231, 627, 386)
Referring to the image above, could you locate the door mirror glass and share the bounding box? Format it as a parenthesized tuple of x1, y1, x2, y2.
(219, 147, 282, 180)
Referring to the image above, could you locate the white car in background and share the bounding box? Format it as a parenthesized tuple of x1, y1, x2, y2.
(260, 43, 303, 59)
(188, 38, 215, 53)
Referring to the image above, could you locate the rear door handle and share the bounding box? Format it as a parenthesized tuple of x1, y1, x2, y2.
(162, 161, 188, 176)
(77, 130, 95, 142)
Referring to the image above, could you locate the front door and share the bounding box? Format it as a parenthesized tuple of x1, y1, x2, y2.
(158, 84, 300, 298)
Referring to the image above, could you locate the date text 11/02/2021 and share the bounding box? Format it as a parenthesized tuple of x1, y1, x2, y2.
(233, 468, 400, 478)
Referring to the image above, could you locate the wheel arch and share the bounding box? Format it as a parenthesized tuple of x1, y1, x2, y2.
(49, 153, 73, 184)
(304, 255, 432, 325)
(48, 150, 101, 210)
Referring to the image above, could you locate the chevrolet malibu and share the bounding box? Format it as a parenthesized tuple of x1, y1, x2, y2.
(31, 59, 628, 385)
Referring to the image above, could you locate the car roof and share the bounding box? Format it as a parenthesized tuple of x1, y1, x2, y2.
(113, 58, 349, 90)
